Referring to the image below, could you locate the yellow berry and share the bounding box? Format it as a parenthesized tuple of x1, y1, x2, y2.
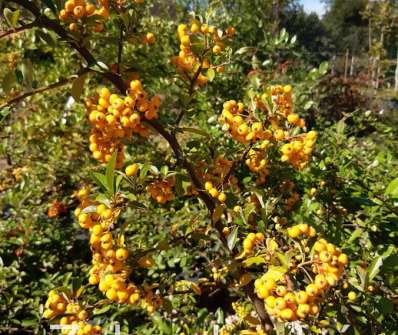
(348, 291, 356, 301)
(115, 248, 128, 261)
(125, 164, 139, 177)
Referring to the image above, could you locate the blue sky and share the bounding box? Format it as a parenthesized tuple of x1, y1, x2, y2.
(299, 0, 326, 16)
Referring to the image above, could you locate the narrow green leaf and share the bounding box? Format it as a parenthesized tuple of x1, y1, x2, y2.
(179, 127, 210, 138)
(4, 8, 15, 27)
(106, 151, 117, 195)
(92, 172, 108, 194)
(385, 177, 398, 197)
(227, 226, 238, 251)
(11, 10, 20, 27)
(71, 72, 88, 101)
(207, 68, 215, 82)
(21, 59, 33, 88)
(367, 255, 383, 283)
(242, 256, 266, 267)
(2, 71, 15, 94)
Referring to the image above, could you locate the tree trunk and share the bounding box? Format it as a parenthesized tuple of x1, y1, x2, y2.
(331, 55, 336, 76)
(350, 56, 355, 77)
(368, 5, 372, 86)
(394, 48, 398, 92)
(344, 49, 349, 80)
(375, 30, 384, 89)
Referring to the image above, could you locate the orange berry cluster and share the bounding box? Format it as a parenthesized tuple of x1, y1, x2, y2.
(242, 232, 264, 254)
(196, 156, 238, 203)
(73, 189, 143, 305)
(287, 223, 316, 239)
(220, 100, 273, 145)
(43, 290, 102, 335)
(245, 142, 271, 185)
(142, 32, 156, 45)
(253, 226, 348, 322)
(73, 187, 160, 314)
(171, 21, 235, 86)
(86, 82, 161, 168)
(221, 86, 318, 171)
(280, 130, 317, 170)
(146, 177, 175, 204)
(59, 0, 109, 32)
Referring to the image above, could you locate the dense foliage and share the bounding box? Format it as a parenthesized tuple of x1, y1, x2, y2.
(0, 1, 397, 335)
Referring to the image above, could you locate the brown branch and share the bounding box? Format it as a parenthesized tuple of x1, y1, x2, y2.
(0, 74, 80, 110)
(0, 21, 36, 39)
(117, 22, 124, 75)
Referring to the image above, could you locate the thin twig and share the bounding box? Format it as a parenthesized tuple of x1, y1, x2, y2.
(117, 22, 124, 74)
(0, 21, 36, 39)
(0, 73, 84, 110)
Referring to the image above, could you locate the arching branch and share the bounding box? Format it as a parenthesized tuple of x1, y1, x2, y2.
(0, 22, 36, 39)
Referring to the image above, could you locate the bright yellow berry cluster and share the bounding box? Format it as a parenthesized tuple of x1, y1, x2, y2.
(287, 223, 316, 238)
(146, 177, 175, 204)
(220, 100, 273, 144)
(242, 232, 264, 254)
(59, 0, 109, 32)
(71, 186, 161, 314)
(252, 226, 348, 322)
(197, 156, 238, 203)
(221, 85, 318, 171)
(73, 188, 151, 309)
(171, 21, 235, 86)
(280, 130, 317, 170)
(245, 141, 271, 185)
(43, 290, 102, 335)
(86, 82, 161, 168)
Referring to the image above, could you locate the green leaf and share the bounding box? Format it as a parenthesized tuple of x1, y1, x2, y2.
(179, 127, 210, 138)
(227, 226, 238, 251)
(385, 177, 398, 197)
(4, 8, 16, 27)
(346, 228, 363, 245)
(319, 61, 329, 75)
(11, 10, 20, 27)
(242, 256, 266, 267)
(160, 165, 169, 177)
(2, 71, 15, 94)
(21, 319, 37, 327)
(175, 174, 184, 196)
(21, 59, 33, 88)
(36, 30, 57, 47)
(71, 72, 88, 101)
(106, 151, 117, 195)
(93, 304, 112, 315)
(207, 68, 215, 82)
(367, 255, 383, 283)
(72, 278, 82, 294)
(235, 47, 253, 55)
(115, 174, 123, 192)
(92, 172, 108, 194)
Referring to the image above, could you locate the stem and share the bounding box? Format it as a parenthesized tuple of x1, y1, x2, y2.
(0, 72, 87, 110)
(0, 21, 36, 39)
(117, 22, 124, 74)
